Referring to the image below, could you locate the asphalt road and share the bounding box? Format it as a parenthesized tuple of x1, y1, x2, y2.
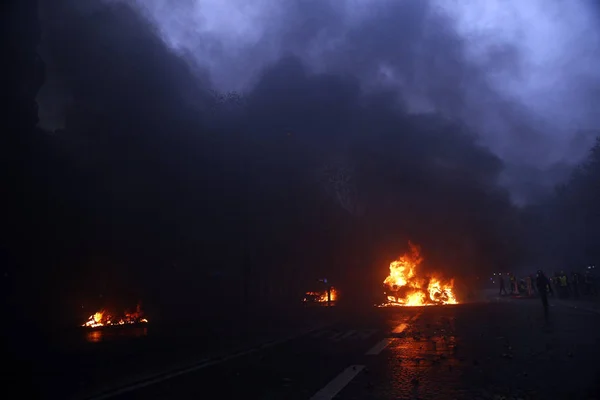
(88, 298, 600, 400)
(36, 307, 334, 400)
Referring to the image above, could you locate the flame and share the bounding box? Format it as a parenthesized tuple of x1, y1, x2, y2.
(82, 303, 149, 328)
(380, 242, 457, 307)
(304, 287, 338, 303)
(83, 311, 106, 328)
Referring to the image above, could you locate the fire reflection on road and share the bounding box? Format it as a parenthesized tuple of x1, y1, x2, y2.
(386, 315, 461, 398)
(85, 326, 148, 343)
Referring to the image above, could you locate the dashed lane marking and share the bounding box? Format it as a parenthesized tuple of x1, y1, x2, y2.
(410, 312, 422, 321)
(365, 338, 394, 355)
(310, 328, 380, 342)
(366, 312, 422, 355)
(309, 365, 365, 400)
(328, 331, 346, 341)
(356, 329, 377, 340)
(392, 323, 408, 334)
(333, 330, 357, 342)
(81, 323, 331, 400)
(392, 312, 422, 333)
(310, 329, 331, 338)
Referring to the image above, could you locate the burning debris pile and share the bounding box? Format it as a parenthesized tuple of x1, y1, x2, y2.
(303, 287, 338, 304)
(82, 303, 148, 328)
(380, 242, 457, 307)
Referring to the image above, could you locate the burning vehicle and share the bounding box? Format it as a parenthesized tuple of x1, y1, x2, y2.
(82, 303, 148, 329)
(303, 279, 338, 306)
(379, 242, 458, 307)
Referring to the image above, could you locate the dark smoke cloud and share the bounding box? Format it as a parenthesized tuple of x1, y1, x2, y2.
(28, 0, 547, 317)
(86, 0, 600, 203)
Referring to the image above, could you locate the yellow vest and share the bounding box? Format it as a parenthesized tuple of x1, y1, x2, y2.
(559, 276, 567, 286)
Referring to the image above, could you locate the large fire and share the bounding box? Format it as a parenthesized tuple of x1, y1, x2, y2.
(381, 242, 457, 307)
(82, 303, 148, 328)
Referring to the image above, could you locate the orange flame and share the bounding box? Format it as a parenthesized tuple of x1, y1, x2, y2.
(82, 303, 149, 328)
(381, 242, 457, 307)
(304, 287, 338, 303)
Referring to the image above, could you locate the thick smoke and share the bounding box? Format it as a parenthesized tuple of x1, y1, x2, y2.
(100, 0, 600, 203)
(33, 0, 529, 316)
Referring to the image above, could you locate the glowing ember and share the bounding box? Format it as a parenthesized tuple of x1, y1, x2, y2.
(380, 242, 457, 307)
(304, 287, 338, 303)
(82, 303, 149, 328)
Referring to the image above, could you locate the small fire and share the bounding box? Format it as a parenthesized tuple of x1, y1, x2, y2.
(82, 303, 149, 328)
(304, 287, 338, 303)
(380, 242, 457, 307)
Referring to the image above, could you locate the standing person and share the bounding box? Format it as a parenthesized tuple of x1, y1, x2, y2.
(529, 274, 537, 294)
(571, 272, 580, 298)
(559, 271, 568, 298)
(499, 275, 507, 296)
(585, 270, 592, 296)
(585, 267, 597, 296)
(551, 273, 559, 297)
(536, 270, 552, 321)
(525, 275, 533, 296)
(509, 274, 516, 295)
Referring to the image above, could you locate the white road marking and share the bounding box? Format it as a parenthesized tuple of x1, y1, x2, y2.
(311, 329, 330, 338)
(365, 338, 394, 355)
(333, 330, 357, 341)
(392, 312, 422, 333)
(82, 324, 331, 400)
(392, 323, 408, 334)
(356, 329, 377, 340)
(366, 312, 422, 356)
(309, 365, 365, 400)
(328, 331, 345, 341)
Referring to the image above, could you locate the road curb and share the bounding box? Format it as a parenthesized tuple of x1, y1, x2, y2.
(77, 321, 336, 400)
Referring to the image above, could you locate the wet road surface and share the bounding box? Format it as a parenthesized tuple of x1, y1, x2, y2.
(49, 308, 333, 400)
(98, 300, 600, 400)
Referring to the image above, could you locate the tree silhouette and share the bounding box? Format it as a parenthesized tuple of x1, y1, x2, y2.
(318, 156, 364, 216)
